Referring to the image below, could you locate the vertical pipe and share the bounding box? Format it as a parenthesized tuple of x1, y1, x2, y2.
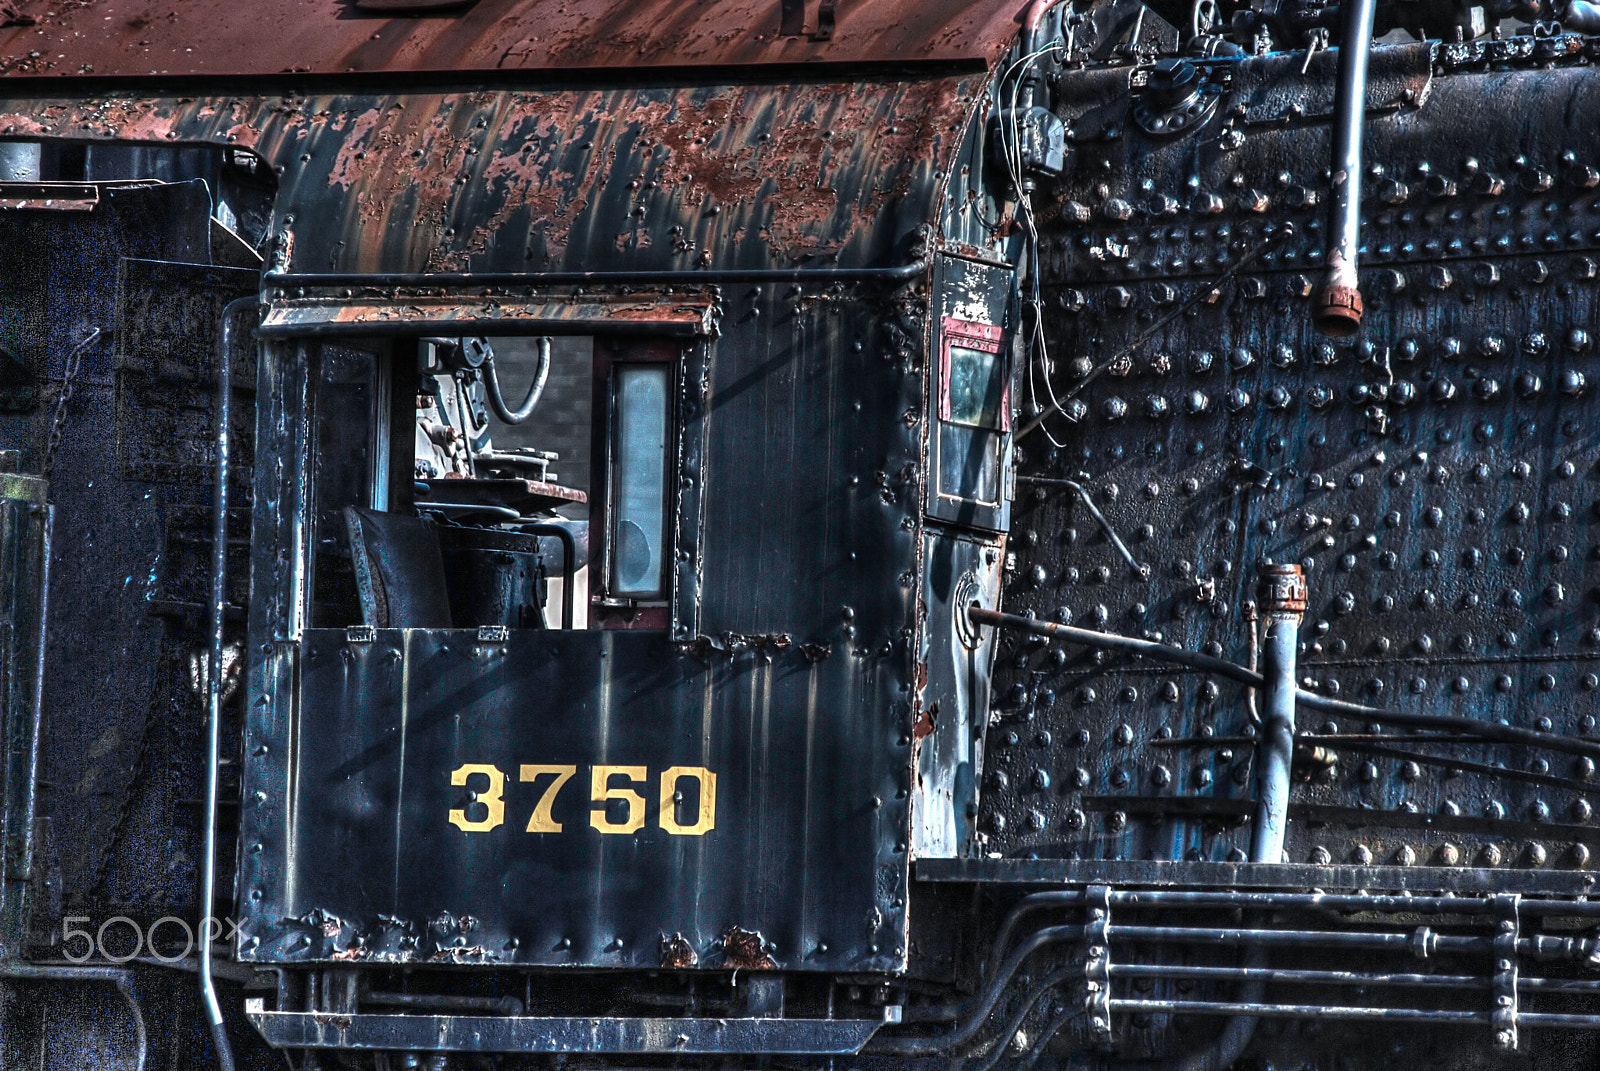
(202, 298, 253, 1071)
(1311, 0, 1378, 337)
(14, 503, 51, 885)
(1158, 565, 1305, 1071)
(1250, 564, 1306, 864)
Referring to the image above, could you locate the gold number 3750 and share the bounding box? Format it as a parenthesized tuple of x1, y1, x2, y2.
(448, 763, 716, 836)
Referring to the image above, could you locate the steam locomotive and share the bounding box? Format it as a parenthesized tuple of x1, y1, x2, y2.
(2, 0, 1600, 1067)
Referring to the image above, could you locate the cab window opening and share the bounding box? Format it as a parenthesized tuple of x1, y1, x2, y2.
(306, 331, 679, 632)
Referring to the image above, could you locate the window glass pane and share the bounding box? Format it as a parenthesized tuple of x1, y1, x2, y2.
(612, 365, 669, 596)
(947, 344, 1004, 429)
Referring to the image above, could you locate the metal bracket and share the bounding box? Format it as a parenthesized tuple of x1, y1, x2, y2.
(1491, 893, 1520, 1052)
(1085, 883, 1112, 1046)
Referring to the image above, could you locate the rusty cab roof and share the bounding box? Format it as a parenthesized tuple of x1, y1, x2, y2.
(0, 0, 1045, 79)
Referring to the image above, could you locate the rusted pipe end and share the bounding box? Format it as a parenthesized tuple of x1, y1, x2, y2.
(1312, 283, 1363, 337)
(1257, 563, 1307, 616)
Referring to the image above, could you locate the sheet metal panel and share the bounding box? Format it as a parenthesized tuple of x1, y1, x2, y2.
(238, 628, 911, 971)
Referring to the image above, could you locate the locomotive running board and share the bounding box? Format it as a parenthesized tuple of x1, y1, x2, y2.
(916, 858, 1599, 896)
(245, 999, 894, 1054)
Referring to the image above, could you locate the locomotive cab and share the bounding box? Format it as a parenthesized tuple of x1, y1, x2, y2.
(16, 0, 1600, 1069)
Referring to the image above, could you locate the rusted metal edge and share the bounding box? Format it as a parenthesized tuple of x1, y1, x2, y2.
(264, 258, 930, 289)
(260, 297, 717, 338)
(244, 1000, 889, 1054)
(915, 858, 1600, 895)
(0, 181, 97, 210)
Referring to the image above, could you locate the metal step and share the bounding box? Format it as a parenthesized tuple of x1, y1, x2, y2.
(245, 999, 896, 1055)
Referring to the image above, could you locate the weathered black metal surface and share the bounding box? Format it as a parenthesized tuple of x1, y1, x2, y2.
(0, 175, 264, 1068)
(913, 528, 1003, 857)
(222, 58, 979, 983)
(983, 38, 1600, 891)
(241, 629, 908, 970)
(30, 1, 1600, 1067)
(0, 183, 254, 923)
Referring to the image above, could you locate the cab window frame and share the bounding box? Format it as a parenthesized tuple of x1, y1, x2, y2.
(589, 336, 680, 629)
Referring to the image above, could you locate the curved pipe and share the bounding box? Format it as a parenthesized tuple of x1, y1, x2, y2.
(871, 924, 1083, 1055)
(518, 523, 578, 630)
(202, 298, 254, 1071)
(965, 966, 1076, 1071)
(1312, 0, 1378, 336)
(483, 336, 550, 426)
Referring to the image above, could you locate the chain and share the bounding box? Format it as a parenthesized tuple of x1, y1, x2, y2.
(41, 326, 102, 480)
(83, 674, 162, 909)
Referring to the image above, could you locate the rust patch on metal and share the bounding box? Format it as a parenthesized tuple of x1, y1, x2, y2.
(0, 75, 982, 277)
(719, 925, 777, 969)
(659, 932, 698, 968)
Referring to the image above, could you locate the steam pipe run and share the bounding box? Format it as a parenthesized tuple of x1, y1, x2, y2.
(976, 891, 1084, 1001)
(202, 298, 254, 1071)
(1177, 565, 1303, 1071)
(1113, 999, 1484, 1024)
(1114, 964, 1600, 993)
(1108, 924, 1489, 953)
(972, 888, 1600, 921)
(967, 607, 1600, 760)
(1111, 964, 1482, 989)
(966, 965, 1077, 1071)
(1116, 999, 1600, 1030)
(870, 924, 1084, 1054)
(967, 607, 1259, 685)
(1311, 0, 1378, 336)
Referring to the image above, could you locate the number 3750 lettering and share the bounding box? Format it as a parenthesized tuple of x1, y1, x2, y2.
(447, 763, 717, 836)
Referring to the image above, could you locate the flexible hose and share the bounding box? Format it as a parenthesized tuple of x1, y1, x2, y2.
(484, 336, 550, 425)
